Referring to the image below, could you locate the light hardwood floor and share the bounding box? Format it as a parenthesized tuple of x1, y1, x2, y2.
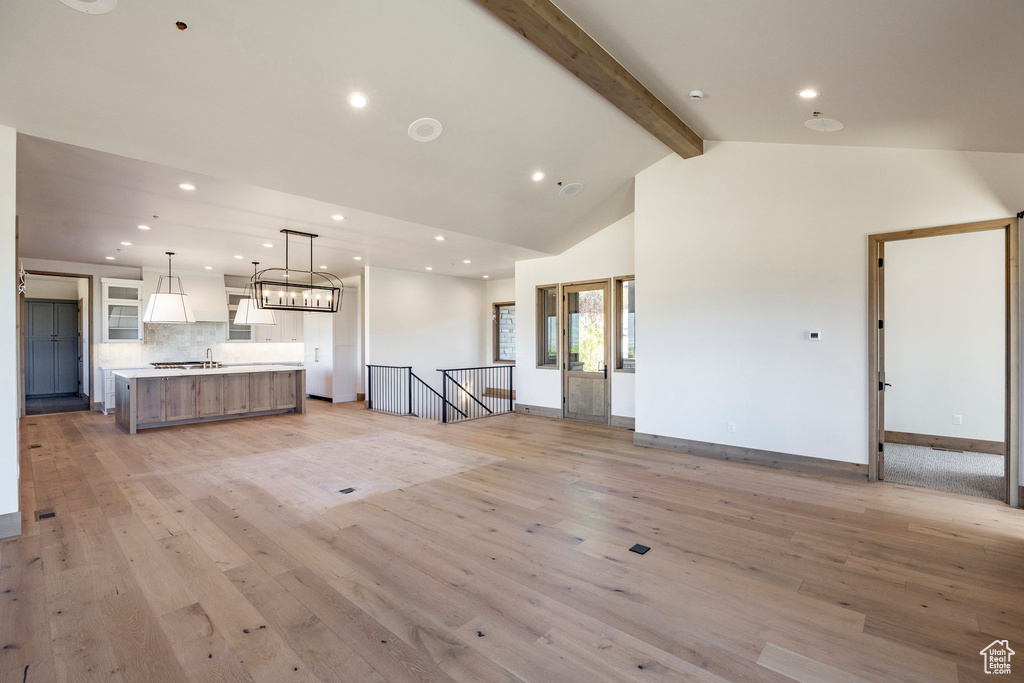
(3, 403, 1023, 682)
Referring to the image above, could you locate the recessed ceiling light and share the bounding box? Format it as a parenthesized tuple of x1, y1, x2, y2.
(263, 243, 273, 248)
(234, 255, 243, 259)
(353, 256, 362, 261)
(483, 275, 489, 279)
(331, 214, 344, 221)
(805, 115, 845, 132)
(120, 241, 132, 246)
(204, 266, 213, 270)
(532, 171, 545, 182)
(425, 267, 433, 271)
(58, 0, 118, 15)
(320, 265, 329, 269)
(799, 89, 819, 99)
(137, 224, 151, 230)
(105, 256, 115, 260)
(559, 182, 584, 198)
(408, 118, 443, 143)
(463, 259, 471, 264)
(349, 92, 367, 108)
(435, 235, 445, 241)
(179, 183, 196, 191)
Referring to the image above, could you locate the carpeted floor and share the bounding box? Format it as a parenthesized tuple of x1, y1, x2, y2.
(25, 395, 90, 416)
(883, 442, 1005, 500)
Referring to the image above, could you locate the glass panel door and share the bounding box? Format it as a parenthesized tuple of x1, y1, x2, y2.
(563, 281, 610, 423)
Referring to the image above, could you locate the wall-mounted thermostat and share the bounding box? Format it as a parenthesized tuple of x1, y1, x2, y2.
(808, 331, 822, 341)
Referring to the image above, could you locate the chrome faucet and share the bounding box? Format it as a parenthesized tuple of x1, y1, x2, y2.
(205, 347, 214, 369)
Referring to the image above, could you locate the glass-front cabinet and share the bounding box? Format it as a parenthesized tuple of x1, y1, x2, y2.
(101, 278, 144, 342)
(226, 288, 253, 342)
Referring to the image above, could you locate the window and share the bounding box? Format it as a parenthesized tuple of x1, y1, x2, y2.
(616, 277, 635, 370)
(536, 285, 558, 367)
(493, 302, 515, 363)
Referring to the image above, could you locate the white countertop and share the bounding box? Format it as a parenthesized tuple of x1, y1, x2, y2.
(112, 364, 304, 379)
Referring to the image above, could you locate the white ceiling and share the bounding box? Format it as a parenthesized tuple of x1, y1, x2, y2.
(4, 0, 1022, 278)
(0, 0, 668, 262)
(557, 0, 1024, 153)
(17, 135, 546, 279)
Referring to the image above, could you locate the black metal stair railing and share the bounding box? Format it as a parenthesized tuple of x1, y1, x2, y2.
(366, 365, 468, 421)
(411, 371, 466, 421)
(365, 365, 412, 415)
(439, 365, 514, 423)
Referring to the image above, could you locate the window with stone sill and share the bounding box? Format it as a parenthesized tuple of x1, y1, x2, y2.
(493, 302, 515, 363)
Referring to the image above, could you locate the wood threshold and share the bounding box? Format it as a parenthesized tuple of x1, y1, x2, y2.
(884, 430, 1005, 456)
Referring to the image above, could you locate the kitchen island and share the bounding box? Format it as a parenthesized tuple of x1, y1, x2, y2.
(114, 365, 305, 434)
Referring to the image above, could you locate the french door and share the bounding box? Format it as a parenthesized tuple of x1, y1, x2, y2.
(562, 281, 610, 423)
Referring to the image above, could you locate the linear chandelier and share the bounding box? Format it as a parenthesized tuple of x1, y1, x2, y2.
(234, 261, 276, 325)
(253, 229, 343, 313)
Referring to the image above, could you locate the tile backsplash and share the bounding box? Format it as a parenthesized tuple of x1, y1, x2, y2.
(97, 323, 304, 368)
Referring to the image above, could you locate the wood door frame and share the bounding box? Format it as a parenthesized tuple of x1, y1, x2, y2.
(561, 278, 612, 423)
(867, 217, 1019, 506)
(21, 271, 94, 417)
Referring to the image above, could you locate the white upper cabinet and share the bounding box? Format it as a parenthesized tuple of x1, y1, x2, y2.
(254, 310, 303, 343)
(101, 278, 144, 343)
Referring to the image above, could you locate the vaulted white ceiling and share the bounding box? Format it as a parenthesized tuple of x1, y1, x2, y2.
(558, 0, 1024, 153)
(3, 0, 1022, 277)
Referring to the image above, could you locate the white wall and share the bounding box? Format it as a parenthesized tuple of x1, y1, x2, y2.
(635, 141, 1024, 469)
(365, 266, 488, 386)
(884, 231, 1005, 441)
(515, 214, 635, 418)
(24, 274, 79, 299)
(484, 278, 515, 363)
(0, 125, 17, 520)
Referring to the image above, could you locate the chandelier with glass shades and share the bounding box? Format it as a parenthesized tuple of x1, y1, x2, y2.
(253, 229, 343, 313)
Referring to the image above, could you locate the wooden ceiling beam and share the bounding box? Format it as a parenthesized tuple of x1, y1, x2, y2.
(473, 0, 703, 158)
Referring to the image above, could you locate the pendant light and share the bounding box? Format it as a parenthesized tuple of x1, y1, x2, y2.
(143, 252, 196, 324)
(254, 229, 343, 313)
(234, 262, 276, 325)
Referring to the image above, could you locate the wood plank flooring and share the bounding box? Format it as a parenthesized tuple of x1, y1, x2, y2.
(3, 403, 1024, 682)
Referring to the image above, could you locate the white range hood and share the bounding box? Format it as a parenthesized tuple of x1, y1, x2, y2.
(142, 268, 229, 323)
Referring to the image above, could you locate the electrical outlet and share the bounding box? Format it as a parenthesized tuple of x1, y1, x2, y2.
(727, 422, 736, 433)
(953, 414, 963, 425)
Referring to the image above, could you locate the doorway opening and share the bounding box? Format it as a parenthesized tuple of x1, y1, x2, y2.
(562, 280, 610, 423)
(22, 273, 91, 416)
(868, 218, 1019, 506)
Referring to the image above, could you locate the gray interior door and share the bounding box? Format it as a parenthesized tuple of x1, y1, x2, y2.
(26, 299, 80, 398)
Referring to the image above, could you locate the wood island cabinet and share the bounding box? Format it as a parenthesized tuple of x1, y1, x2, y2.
(115, 367, 305, 434)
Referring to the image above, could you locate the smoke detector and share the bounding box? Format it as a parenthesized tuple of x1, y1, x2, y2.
(804, 112, 844, 132)
(58, 0, 118, 14)
(688, 90, 705, 101)
(558, 182, 584, 198)
(408, 118, 443, 143)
